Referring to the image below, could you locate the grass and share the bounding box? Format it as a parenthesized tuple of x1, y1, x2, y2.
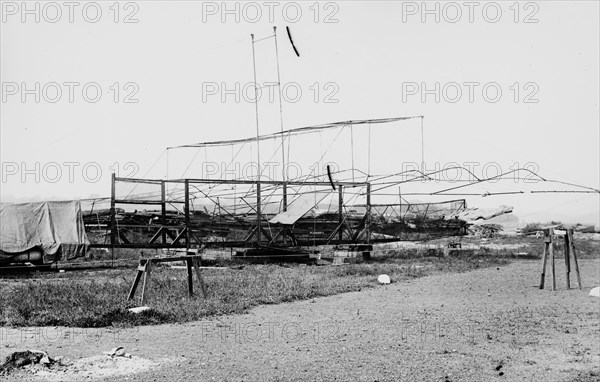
(0, 247, 513, 328)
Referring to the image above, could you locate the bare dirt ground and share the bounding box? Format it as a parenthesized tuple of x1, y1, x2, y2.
(2, 258, 599, 382)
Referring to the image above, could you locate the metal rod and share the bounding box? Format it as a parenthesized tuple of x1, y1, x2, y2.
(251, 33, 261, 181)
(368, 123, 371, 177)
(338, 185, 343, 241)
(115, 176, 366, 187)
(421, 116, 425, 169)
(253, 34, 275, 43)
(169, 116, 423, 149)
(273, 26, 287, 190)
(351, 125, 355, 182)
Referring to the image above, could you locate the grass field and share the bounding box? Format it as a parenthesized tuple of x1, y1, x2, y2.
(2, 234, 597, 329)
(0, 249, 513, 328)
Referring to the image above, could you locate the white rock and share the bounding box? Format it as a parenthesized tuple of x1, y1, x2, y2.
(377, 274, 391, 284)
(128, 306, 151, 314)
(589, 286, 600, 297)
(103, 347, 123, 356)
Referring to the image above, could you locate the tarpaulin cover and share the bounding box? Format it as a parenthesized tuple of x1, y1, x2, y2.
(449, 205, 514, 222)
(0, 201, 89, 262)
(269, 191, 333, 225)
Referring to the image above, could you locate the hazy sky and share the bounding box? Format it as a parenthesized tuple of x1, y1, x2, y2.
(1, 1, 599, 224)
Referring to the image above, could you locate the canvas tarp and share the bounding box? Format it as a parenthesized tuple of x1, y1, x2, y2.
(269, 191, 333, 225)
(0, 201, 89, 262)
(448, 205, 514, 222)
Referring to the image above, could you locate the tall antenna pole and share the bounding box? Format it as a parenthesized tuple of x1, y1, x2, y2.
(251, 33, 261, 181)
(368, 123, 371, 178)
(273, 26, 288, 210)
(251, 33, 262, 243)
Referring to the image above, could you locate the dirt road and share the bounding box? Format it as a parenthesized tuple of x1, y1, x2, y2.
(3, 258, 600, 381)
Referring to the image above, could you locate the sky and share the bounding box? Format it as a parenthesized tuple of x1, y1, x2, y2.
(1, 1, 599, 224)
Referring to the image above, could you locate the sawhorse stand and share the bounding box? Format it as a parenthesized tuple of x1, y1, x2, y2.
(128, 255, 207, 305)
(539, 228, 582, 291)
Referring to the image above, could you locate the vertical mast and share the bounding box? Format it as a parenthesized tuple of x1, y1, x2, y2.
(250, 34, 261, 181)
(251, 33, 262, 243)
(273, 26, 288, 210)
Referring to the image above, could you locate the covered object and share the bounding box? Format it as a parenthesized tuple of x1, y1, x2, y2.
(0, 201, 89, 263)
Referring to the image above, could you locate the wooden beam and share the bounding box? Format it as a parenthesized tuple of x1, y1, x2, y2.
(564, 233, 571, 289)
(260, 226, 273, 242)
(113, 199, 168, 205)
(185, 179, 190, 248)
(256, 182, 262, 244)
(149, 227, 165, 244)
(268, 228, 285, 245)
(172, 227, 188, 245)
(539, 241, 548, 289)
(141, 259, 152, 305)
(568, 229, 582, 290)
(549, 229, 555, 291)
(116, 176, 366, 187)
(161, 181, 167, 244)
(243, 226, 258, 242)
(118, 231, 131, 244)
(96, 243, 188, 249)
(192, 257, 207, 298)
(186, 258, 194, 296)
(338, 185, 343, 241)
(366, 183, 371, 245)
(282, 183, 287, 212)
(127, 266, 144, 301)
(110, 173, 116, 262)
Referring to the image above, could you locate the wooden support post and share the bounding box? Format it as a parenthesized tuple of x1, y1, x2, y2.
(161, 180, 167, 244)
(192, 257, 207, 298)
(549, 229, 556, 291)
(568, 229, 582, 290)
(141, 259, 152, 305)
(398, 186, 402, 241)
(110, 173, 116, 265)
(338, 185, 343, 241)
(282, 183, 287, 212)
(282, 183, 287, 245)
(184, 179, 190, 249)
(127, 263, 144, 301)
(564, 232, 571, 289)
(539, 231, 550, 289)
(186, 258, 194, 296)
(256, 181, 262, 244)
(365, 183, 371, 245)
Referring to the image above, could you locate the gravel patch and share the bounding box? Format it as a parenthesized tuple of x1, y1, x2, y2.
(2, 258, 599, 381)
